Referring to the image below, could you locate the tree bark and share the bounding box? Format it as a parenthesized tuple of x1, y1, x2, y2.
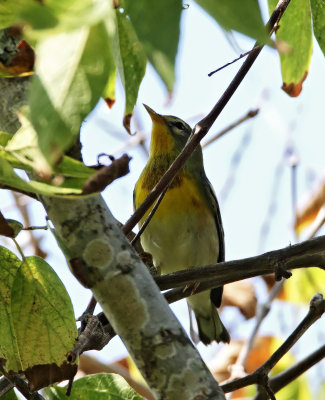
(0, 74, 225, 399)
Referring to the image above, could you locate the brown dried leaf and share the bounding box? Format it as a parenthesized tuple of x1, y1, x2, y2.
(0, 40, 35, 77)
(24, 361, 77, 391)
(82, 154, 131, 195)
(222, 281, 257, 319)
(282, 71, 308, 97)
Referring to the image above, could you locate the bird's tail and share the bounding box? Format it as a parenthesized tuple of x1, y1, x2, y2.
(188, 292, 230, 345)
(195, 306, 230, 344)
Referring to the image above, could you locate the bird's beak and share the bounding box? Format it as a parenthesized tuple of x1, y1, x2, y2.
(143, 104, 165, 124)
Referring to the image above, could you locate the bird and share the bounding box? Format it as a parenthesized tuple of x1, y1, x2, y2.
(133, 104, 230, 344)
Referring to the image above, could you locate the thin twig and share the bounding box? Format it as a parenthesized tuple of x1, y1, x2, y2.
(0, 366, 45, 400)
(230, 280, 284, 376)
(208, 48, 257, 77)
(220, 293, 325, 394)
(202, 109, 259, 148)
(23, 225, 48, 231)
(254, 344, 325, 400)
(0, 377, 14, 397)
(131, 186, 168, 245)
(122, 0, 292, 237)
(12, 192, 46, 257)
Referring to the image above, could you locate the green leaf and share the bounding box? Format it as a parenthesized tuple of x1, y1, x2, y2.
(123, 0, 182, 92)
(0, 246, 22, 373)
(5, 114, 52, 176)
(311, 0, 325, 58)
(29, 21, 116, 165)
(268, 0, 312, 97)
(102, 68, 117, 108)
(0, 157, 85, 196)
(0, 0, 112, 37)
(1, 389, 20, 400)
(5, 219, 24, 238)
(10, 256, 77, 370)
(55, 156, 95, 179)
(44, 373, 144, 400)
(4, 116, 95, 180)
(112, 9, 147, 125)
(195, 0, 267, 42)
(0, 131, 13, 146)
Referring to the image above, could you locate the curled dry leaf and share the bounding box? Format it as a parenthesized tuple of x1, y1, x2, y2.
(0, 40, 34, 77)
(222, 280, 257, 319)
(24, 361, 77, 391)
(82, 154, 131, 195)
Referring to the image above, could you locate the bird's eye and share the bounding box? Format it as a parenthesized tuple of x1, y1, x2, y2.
(173, 121, 185, 130)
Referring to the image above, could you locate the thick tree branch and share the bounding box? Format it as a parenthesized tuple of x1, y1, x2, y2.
(71, 235, 325, 355)
(156, 235, 325, 292)
(122, 0, 292, 236)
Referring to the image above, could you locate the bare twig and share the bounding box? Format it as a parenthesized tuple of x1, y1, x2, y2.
(229, 280, 284, 381)
(82, 154, 131, 195)
(254, 344, 325, 400)
(208, 48, 258, 77)
(220, 293, 325, 394)
(201, 108, 259, 148)
(11, 192, 46, 257)
(131, 186, 168, 245)
(122, 0, 293, 236)
(0, 377, 14, 397)
(0, 366, 45, 400)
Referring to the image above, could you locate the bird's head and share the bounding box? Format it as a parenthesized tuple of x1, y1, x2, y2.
(144, 104, 193, 157)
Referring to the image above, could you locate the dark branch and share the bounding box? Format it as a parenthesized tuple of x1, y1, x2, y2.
(156, 235, 325, 293)
(254, 344, 325, 400)
(220, 294, 325, 394)
(73, 236, 325, 356)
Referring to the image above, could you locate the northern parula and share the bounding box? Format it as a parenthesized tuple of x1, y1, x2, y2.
(134, 105, 230, 344)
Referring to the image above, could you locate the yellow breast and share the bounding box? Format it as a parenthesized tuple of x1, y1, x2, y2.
(135, 172, 209, 222)
(134, 172, 219, 273)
